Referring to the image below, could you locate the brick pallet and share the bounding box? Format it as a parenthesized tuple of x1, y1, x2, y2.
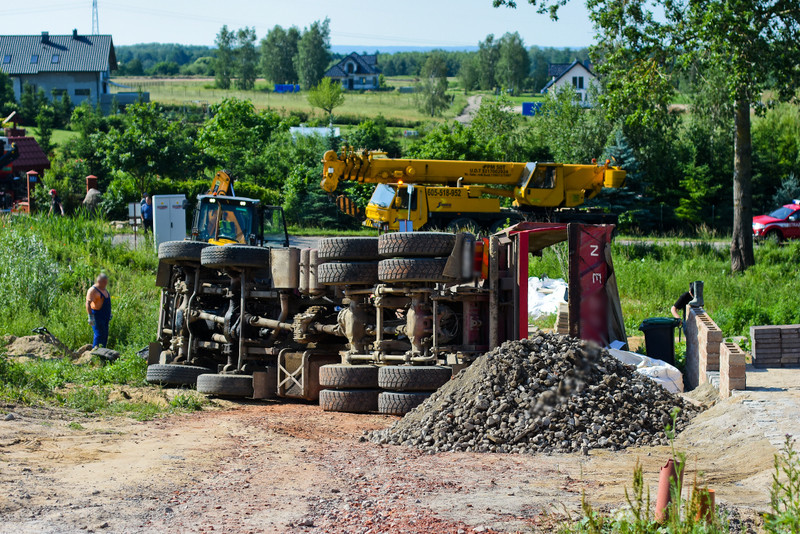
(750, 325, 800, 367)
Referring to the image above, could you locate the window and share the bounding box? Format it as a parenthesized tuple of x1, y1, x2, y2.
(51, 54, 59, 64)
(30, 54, 39, 64)
(572, 76, 584, 89)
(75, 88, 91, 96)
(52, 89, 67, 97)
(360, 77, 366, 84)
(2, 55, 10, 64)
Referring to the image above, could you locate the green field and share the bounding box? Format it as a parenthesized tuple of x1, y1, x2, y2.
(111, 77, 468, 123)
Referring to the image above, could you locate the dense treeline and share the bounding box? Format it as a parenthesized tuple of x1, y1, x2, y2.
(114, 29, 589, 92)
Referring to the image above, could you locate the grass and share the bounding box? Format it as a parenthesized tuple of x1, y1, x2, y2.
(529, 240, 800, 338)
(287, 225, 378, 236)
(51, 128, 79, 147)
(0, 213, 160, 353)
(112, 77, 469, 123)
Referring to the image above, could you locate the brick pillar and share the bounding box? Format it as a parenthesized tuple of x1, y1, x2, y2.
(684, 307, 723, 390)
(720, 342, 746, 398)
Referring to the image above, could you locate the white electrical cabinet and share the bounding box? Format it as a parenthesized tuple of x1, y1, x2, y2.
(153, 194, 187, 250)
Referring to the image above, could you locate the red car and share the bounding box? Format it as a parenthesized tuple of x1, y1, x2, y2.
(752, 201, 800, 242)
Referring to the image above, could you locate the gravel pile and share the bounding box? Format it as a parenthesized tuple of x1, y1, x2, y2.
(371, 332, 700, 454)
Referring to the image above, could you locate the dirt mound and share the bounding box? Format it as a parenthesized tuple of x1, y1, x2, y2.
(4, 335, 65, 359)
(372, 332, 700, 454)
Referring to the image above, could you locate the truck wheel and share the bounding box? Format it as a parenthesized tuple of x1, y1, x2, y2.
(158, 241, 210, 264)
(378, 232, 456, 258)
(378, 365, 452, 391)
(378, 258, 449, 283)
(196, 373, 254, 397)
(319, 364, 379, 388)
(201, 245, 271, 270)
(317, 261, 378, 285)
(146, 364, 212, 386)
(765, 230, 783, 244)
(318, 237, 380, 261)
(319, 389, 380, 413)
(378, 391, 432, 415)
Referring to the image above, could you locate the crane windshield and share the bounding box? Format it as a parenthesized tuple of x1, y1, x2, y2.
(369, 184, 397, 208)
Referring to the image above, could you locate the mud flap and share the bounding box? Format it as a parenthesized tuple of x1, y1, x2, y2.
(155, 260, 172, 288)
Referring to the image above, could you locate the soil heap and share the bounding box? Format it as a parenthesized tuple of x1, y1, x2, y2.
(372, 332, 700, 454)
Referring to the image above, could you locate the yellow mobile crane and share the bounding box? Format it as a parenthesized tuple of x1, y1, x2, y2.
(321, 149, 626, 232)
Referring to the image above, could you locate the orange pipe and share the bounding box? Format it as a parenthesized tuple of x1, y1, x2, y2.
(655, 459, 682, 523)
(695, 488, 716, 523)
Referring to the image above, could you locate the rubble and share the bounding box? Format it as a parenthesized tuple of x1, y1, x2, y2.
(372, 332, 700, 454)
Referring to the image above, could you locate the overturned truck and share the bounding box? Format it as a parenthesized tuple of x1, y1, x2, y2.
(148, 224, 624, 414)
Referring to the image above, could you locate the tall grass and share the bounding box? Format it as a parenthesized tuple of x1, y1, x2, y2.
(0, 214, 159, 353)
(530, 240, 800, 337)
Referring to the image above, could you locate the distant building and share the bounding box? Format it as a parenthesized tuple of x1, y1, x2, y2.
(324, 53, 380, 90)
(0, 30, 144, 112)
(540, 60, 598, 105)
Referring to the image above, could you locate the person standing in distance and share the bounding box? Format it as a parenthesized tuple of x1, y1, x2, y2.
(49, 189, 64, 216)
(86, 274, 112, 348)
(141, 193, 154, 233)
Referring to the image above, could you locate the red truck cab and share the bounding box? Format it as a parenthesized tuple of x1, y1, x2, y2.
(752, 201, 800, 242)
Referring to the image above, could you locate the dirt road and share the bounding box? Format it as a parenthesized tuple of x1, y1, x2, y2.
(2, 364, 794, 534)
(456, 95, 483, 125)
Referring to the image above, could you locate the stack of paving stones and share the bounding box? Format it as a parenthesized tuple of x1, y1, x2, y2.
(371, 332, 699, 455)
(750, 325, 800, 367)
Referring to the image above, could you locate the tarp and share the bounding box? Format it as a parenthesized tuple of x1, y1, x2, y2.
(608, 349, 685, 393)
(527, 276, 568, 320)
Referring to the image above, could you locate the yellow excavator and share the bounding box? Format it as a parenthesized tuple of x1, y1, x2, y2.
(191, 170, 288, 247)
(321, 149, 626, 232)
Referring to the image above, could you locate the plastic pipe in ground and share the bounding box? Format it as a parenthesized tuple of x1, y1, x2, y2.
(695, 488, 716, 523)
(655, 459, 682, 523)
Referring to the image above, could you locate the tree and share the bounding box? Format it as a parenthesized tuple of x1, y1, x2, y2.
(214, 25, 234, 89)
(51, 90, 73, 129)
(458, 56, 479, 94)
(477, 35, 500, 90)
(235, 27, 258, 90)
(100, 103, 197, 196)
(124, 58, 144, 76)
(416, 52, 450, 117)
(294, 19, 331, 89)
(0, 72, 16, 117)
(20, 83, 47, 126)
(147, 61, 179, 76)
(260, 25, 300, 84)
(493, 0, 800, 272)
(495, 32, 530, 93)
(346, 116, 402, 157)
(35, 105, 55, 155)
(307, 78, 345, 120)
(535, 85, 609, 163)
(773, 175, 800, 208)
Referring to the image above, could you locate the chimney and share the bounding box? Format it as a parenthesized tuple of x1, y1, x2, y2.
(41, 31, 49, 43)
(72, 29, 79, 40)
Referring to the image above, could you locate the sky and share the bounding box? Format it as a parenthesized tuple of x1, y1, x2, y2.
(6, 0, 595, 49)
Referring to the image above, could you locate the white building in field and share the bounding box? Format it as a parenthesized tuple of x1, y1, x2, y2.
(0, 31, 143, 113)
(541, 60, 599, 105)
(324, 52, 380, 91)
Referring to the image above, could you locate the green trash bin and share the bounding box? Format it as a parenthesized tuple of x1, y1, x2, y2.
(638, 317, 682, 365)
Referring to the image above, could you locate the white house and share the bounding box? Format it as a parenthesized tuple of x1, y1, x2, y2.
(0, 31, 125, 112)
(540, 60, 599, 105)
(324, 53, 380, 91)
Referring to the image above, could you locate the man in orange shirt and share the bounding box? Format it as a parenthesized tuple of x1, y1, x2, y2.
(86, 273, 112, 348)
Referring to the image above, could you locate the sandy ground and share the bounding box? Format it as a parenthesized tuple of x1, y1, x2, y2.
(0, 365, 796, 533)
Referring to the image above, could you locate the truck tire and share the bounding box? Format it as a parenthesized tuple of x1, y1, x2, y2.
(319, 389, 380, 413)
(318, 237, 380, 261)
(319, 364, 379, 389)
(201, 245, 270, 270)
(146, 364, 212, 386)
(378, 258, 449, 283)
(317, 261, 378, 285)
(378, 232, 456, 258)
(378, 391, 432, 415)
(378, 365, 452, 391)
(196, 373, 254, 397)
(158, 241, 210, 264)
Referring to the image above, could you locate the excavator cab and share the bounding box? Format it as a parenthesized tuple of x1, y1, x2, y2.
(193, 196, 289, 247)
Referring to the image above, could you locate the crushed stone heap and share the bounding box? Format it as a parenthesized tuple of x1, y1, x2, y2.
(371, 333, 700, 454)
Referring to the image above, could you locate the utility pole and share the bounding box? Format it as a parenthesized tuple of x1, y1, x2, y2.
(92, 0, 99, 35)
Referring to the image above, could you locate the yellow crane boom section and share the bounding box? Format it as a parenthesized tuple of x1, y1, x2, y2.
(320, 150, 626, 208)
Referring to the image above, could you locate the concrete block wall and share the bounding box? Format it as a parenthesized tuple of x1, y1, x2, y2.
(720, 342, 747, 398)
(685, 307, 723, 390)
